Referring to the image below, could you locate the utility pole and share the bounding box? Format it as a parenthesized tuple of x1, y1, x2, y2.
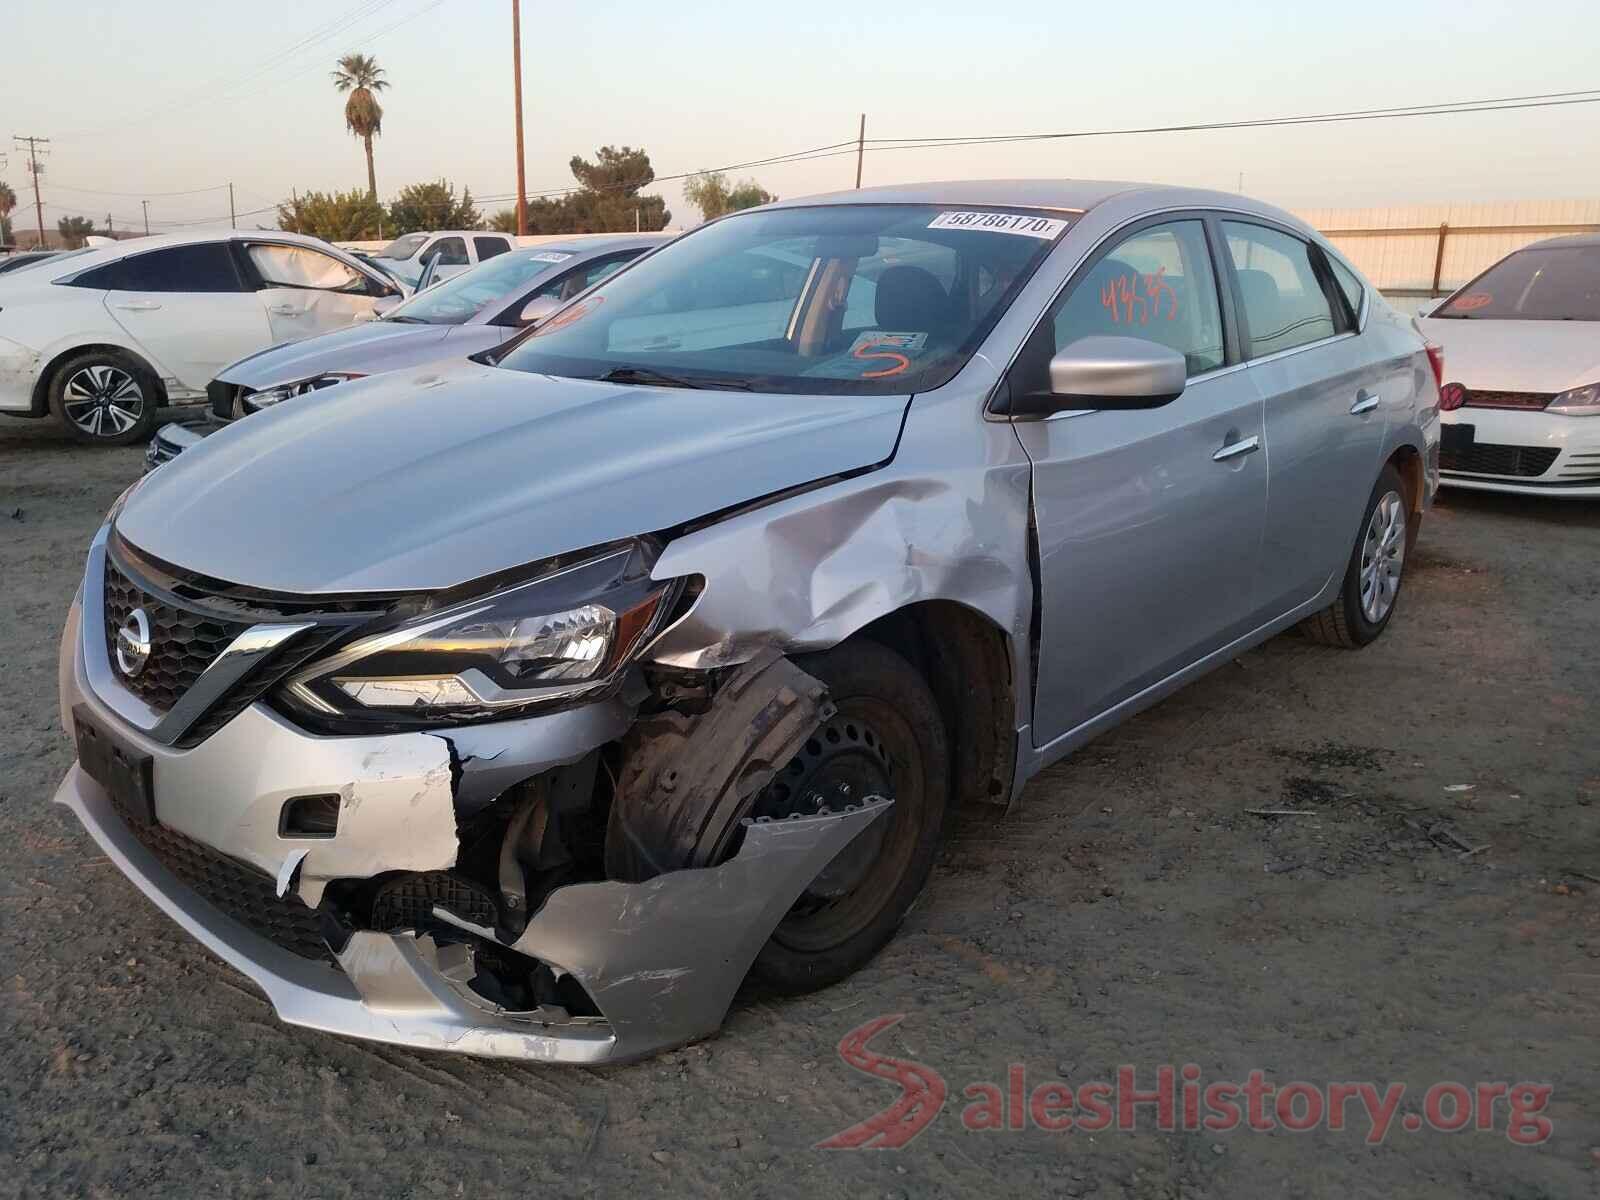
(13, 135, 49, 247)
(511, 0, 528, 236)
(229, 182, 236, 229)
(854, 114, 865, 189)
(105, 212, 113, 236)
(141, 200, 150, 235)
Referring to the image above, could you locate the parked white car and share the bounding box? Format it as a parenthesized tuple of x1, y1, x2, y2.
(367, 230, 514, 289)
(0, 231, 404, 444)
(1418, 233, 1600, 495)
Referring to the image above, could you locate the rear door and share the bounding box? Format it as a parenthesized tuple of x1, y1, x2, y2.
(1013, 215, 1268, 746)
(98, 242, 268, 392)
(239, 242, 388, 343)
(1219, 220, 1388, 617)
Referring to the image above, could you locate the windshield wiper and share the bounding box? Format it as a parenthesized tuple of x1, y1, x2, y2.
(383, 314, 429, 324)
(596, 366, 752, 391)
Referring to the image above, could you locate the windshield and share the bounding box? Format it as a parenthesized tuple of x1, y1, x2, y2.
(1437, 245, 1600, 321)
(496, 204, 1070, 395)
(379, 233, 430, 261)
(385, 248, 576, 325)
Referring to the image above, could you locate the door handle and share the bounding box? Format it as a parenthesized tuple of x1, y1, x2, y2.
(268, 303, 303, 316)
(1350, 392, 1380, 415)
(1212, 434, 1260, 462)
(113, 301, 161, 311)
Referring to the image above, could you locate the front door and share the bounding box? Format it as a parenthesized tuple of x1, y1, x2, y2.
(1011, 217, 1268, 747)
(241, 243, 382, 344)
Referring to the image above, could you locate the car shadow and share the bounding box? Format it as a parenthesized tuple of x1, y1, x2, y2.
(1436, 485, 1600, 529)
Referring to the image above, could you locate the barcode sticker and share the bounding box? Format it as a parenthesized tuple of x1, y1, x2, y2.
(927, 211, 1068, 239)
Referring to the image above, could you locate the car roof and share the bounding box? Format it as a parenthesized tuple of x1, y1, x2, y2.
(18, 229, 376, 281)
(1523, 233, 1600, 250)
(759, 178, 1311, 230)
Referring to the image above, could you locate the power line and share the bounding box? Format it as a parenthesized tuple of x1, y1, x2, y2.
(45, 181, 231, 198)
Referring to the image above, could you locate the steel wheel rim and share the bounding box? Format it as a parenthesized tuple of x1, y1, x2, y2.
(62, 364, 145, 438)
(1360, 490, 1406, 623)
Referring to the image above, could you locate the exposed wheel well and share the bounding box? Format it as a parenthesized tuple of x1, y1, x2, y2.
(32, 344, 167, 417)
(1388, 443, 1424, 550)
(853, 600, 1017, 810)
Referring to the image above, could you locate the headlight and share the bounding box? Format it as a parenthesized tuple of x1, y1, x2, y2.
(281, 541, 682, 730)
(1547, 382, 1600, 417)
(246, 372, 366, 411)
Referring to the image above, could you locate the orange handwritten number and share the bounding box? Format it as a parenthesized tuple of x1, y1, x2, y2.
(853, 340, 911, 379)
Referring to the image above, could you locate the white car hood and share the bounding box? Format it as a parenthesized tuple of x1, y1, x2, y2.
(1416, 317, 1600, 394)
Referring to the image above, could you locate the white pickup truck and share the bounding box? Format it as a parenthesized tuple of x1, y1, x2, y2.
(362, 230, 515, 289)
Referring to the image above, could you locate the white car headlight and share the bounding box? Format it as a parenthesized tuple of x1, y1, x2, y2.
(1547, 382, 1600, 417)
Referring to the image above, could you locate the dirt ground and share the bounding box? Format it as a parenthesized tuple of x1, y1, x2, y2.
(2, 410, 1597, 1199)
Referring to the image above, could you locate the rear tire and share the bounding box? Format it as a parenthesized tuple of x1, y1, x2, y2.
(750, 639, 950, 994)
(48, 350, 161, 446)
(1299, 463, 1409, 648)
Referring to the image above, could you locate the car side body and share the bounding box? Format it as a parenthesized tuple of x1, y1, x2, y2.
(0, 231, 404, 443)
(54, 181, 1438, 1064)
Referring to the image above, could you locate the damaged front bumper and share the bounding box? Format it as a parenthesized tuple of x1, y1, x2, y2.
(54, 540, 890, 1063)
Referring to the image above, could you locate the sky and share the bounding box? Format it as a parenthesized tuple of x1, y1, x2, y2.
(4, 0, 1599, 238)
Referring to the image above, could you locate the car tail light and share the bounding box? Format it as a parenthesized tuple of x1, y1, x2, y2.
(1425, 344, 1446, 390)
(1439, 382, 1467, 412)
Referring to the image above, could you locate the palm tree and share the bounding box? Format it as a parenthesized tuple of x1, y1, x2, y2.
(0, 181, 16, 244)
(331, 53, 388, 200)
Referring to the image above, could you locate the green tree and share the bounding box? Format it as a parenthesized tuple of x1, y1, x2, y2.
(523, 145, 670, 233)
(57, 215, 96, 248)
(487, 208, 519, 234)
(684, 171, 775, 221)
(0, 181, 15, 244)
(387, 180, 481, 235)
(276, 188, 386, 240)
(332, 53, 388, 200)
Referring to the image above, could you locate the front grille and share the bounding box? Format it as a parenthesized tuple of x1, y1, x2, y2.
(1461, 389, 1553, 411)
(108, 790, 334, 962)
(104, 560, 252, 712)
(1439, 442, 1560, 478)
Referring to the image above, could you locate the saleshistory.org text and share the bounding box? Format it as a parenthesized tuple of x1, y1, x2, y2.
(817, 1015, 1554, 1150)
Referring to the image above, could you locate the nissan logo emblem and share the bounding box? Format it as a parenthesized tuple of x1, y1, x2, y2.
(116, 608, 152, 677)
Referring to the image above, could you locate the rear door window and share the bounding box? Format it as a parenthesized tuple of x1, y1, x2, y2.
(1222, 222, 1339, 357)
(474, 236, 510, 261)
(68, 243, 244, 292)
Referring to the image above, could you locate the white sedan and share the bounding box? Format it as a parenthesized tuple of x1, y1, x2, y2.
(1418, 234, 1600, 496)
(0, 231, 404, 444)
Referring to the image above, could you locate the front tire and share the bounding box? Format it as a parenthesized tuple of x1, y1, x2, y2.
(1300, 463, 1409, 648)
(750, 640, 951, 994)
(49, 351, 160, 446)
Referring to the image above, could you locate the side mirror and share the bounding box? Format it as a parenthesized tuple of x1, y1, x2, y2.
(519, 296, 562, 326)
(1012, 336, 1187, 417)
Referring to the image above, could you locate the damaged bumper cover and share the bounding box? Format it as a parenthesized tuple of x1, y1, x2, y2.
(56, 762, 888, 1062)
(55, 568, 890, 1062)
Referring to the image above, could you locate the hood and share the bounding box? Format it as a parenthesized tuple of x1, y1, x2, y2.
(215, 320, 470, 390)
(117, 360, 910, 593)
(1416, 317, 1600, 394)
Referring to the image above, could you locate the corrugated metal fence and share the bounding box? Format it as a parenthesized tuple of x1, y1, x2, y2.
(1293, 200, 1600, 313)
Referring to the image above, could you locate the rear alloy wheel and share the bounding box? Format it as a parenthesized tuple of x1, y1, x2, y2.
(1300, 463, 1409, 648)
(50, 352, 159, 446)
(750, 640, 950, 994)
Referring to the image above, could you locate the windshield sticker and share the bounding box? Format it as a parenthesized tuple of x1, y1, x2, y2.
(1100, 268, 1179, 325)
(1449, 292, 1492, 312)
(527, 251, 574, 263)
(927, 211, 1068, 240)
(531, 294, 603, 336)
(848, 330, 927, 355)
